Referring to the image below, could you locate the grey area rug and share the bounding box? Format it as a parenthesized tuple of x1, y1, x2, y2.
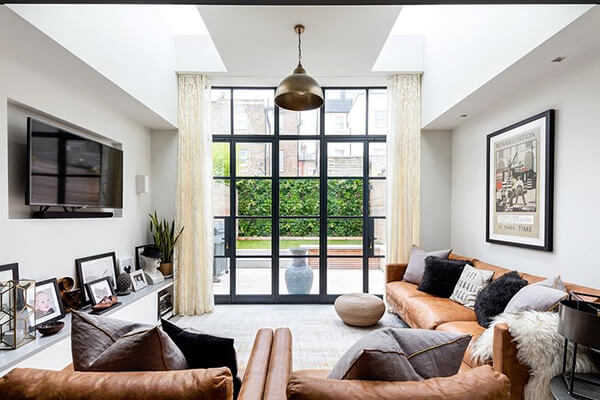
(173, 304, 407, 371)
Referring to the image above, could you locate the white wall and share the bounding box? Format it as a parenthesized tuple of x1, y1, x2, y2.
(421, 130, 452, 250)
(451, 52, 600, 288)
(151, 130, 178, 221)
(420, 5, 591, 127)
(0, 7, 152, 281)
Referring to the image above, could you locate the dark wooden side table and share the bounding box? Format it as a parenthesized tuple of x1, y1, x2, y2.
(550, 374, 600, 400)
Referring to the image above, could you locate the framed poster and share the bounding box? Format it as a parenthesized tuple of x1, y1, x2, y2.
(486, 110, 554, 251)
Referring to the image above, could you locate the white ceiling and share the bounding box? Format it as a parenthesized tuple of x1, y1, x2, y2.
(198, 5, 401, 81)
(424, 6, 600, 130)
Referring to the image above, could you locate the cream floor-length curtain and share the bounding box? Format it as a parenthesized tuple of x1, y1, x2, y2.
(386, 74, 422, 265)
(174, 74, 215, 315)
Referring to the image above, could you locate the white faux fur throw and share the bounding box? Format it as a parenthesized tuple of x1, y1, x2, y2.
(470, 311, 598, 400)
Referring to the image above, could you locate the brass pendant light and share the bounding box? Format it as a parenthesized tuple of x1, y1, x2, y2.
(275, 24, 324, 111)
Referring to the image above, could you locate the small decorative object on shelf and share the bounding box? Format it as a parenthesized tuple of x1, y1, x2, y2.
(558, 291, 600, 399)
(148, 211, 183, 278)
(57, 277, 84, 312)
(85, 277, 121, 315)
(36, 321, 65, 336)
(140, 245, 165, 285)
(130, 270, 148, 292)
(116, 272, 132, 296)
(0, 279, 36, 349)
(34, 278, 66, 327)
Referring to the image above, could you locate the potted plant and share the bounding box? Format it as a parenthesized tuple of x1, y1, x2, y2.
(148, 211, 184, 277)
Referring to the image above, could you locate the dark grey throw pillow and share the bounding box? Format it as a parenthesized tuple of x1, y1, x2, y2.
(474, 271, 527, 327)
(328, 328, 471, 381)
(71, 311, 188, 372)
(417, 256, 469, 298)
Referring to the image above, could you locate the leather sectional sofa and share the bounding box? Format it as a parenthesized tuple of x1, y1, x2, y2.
(0, 328, 278, 400)
(385, 253, 600, 400)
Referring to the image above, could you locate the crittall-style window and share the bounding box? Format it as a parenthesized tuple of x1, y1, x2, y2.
(211, 87, 386, 303)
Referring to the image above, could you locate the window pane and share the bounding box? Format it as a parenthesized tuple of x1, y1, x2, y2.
(327, 218, 362, 255)
(280, 179, 319, 216)
(327, 258, 362, 294)
(213, 219, 226, 256)
(213, 258, 230, 295)
(236, 258, 271, 294)
(369, 142, 386, 177)
(213, 179, 230, 216)
(236, 179, 271, 216)
(368, 89, 387, 135)
(373, 218, 385, 256)
(236, 219, 271, 256)
(279, 108, 320, 135)
(325, 89, 366, 135)
(280, 258, 319, 295)
(212, 143, 230, 176)
(368, 258, 385, 294)
(233, 89, 274, 135)
(236, 142, 272, 177)
(210, 89, 231, 134)
(279, 140, 319, 177)
(369, 180, 386, 216)
(328, 179, 362, 216)
(279, 218, 319, 255)
(327, 142, 363, 177)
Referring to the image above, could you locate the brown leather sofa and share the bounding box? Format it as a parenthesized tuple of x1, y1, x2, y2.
(266, 327, 511, 400)
(386, 253, 600, 400)
(0, 328, 277, 400)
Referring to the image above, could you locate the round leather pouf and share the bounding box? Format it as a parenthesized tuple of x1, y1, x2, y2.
(334, 293, 386, 327)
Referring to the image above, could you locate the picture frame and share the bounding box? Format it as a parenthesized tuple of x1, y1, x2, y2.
(130, 270, 148, 292)
(119, 256, 134, 274)
(0, 263, 19, 284)
(35, 278, 65, 326)
(135, 244, 152, 270)
(75, 252, 119, 303)
(486, 109, 554, 251)
(84, 277, 116, 306)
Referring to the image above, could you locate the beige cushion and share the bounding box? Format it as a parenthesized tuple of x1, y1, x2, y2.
(334, 293, 385, 327)
(450, 265, 494, 309)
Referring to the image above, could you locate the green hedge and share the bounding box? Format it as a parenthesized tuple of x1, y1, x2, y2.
(236, 179, 362, 237)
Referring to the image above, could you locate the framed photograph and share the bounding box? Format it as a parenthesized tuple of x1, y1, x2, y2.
(75, 252, 119, 303)
(0, 263, 19, 284)
(35, 278, 65, 326)
(85, 277, 116, 306)
(119, 257, 134, 274)
(135, 244, 152, 270)
(486, 109, 554, 251)
(130, 270, 148, 292)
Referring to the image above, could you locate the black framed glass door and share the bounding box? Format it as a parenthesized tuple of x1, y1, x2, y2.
(212, 87, 387, 304)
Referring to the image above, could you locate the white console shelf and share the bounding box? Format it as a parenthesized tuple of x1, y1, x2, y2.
(0, 279, 173, 376)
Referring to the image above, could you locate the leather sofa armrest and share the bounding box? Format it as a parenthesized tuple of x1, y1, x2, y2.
(386, 263, 408, 283)
(492, 323, 529, 400)
(0, 368, 233, 400)
(238, 328, 274, 400)
(287, 365, 510, 400)
(264, 328, 293, 400)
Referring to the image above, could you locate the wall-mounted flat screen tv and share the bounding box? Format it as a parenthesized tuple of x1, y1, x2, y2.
(26, 118, 123, 208)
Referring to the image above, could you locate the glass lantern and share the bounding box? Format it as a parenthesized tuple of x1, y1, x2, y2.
(0, 280, 36, 349)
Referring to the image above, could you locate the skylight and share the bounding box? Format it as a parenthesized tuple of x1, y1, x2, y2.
(158, 5, 209, 36)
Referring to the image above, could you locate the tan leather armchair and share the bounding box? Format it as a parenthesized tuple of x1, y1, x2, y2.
(0, 328, 277, 400)
(264, 327, 511, 400)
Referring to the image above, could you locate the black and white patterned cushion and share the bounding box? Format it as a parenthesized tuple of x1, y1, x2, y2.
(450, 265, 494, 309)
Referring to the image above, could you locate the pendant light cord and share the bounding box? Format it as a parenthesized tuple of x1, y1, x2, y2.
(298, 30, 302, 63)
